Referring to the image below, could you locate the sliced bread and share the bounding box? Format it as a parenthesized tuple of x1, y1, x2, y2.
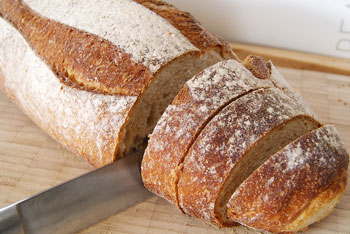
(177, 88, 320, 226)
(141, 58, 276, 205)
(227, 125, 349, 233)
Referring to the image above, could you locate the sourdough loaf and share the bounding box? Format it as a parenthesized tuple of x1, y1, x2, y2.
(0, 0, 235, 167)
(142, 56, 348, 233)
(1, 0, 348, 232)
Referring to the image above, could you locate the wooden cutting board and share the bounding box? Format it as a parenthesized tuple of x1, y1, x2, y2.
(0, 65, 349, 233)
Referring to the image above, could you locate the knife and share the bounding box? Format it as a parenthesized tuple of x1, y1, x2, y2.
(0, 150, 152, 234)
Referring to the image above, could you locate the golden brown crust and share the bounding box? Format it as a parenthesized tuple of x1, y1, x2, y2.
(281, 174, 346, 233)
(141, 60, 275, 205)
(227, 125, 349, 233)
(244, 55, 271, 80)
(0, 0, 234, 167)
(177, 88, 319, 226)
(0, 0, 235, 97)
(141, 57, 320, 219)
(134, 0, 236, 59)
(1, 0, 153, 96)
(0, 17, 138, 167)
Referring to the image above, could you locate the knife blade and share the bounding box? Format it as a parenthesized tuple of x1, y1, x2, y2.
(0, 150, 152, 234)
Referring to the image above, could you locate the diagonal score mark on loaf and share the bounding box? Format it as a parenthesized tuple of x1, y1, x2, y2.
(142, 59, 276, 206)
(1, 0, 235, 165)
(0, 0, 154, 96)
(18, 0, 235, 159)
(177, 88, 321, 226)
(227, 125, 349, 233)
(22, 0, 226, 74)
(0, 17, 138, 167)
(3, 0, 232, 95)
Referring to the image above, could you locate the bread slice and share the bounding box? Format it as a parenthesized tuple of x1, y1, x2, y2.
(177, 88, 320, 226)
(227, 125, 349, 233)
(141, 54, 319, 208)
(141, 59, 276, 205)
(0, 0, 235, 167)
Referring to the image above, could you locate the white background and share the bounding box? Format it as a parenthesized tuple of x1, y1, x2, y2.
(167, 0, 350, 59)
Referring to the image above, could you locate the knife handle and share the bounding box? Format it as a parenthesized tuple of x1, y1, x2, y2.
(0, 204, 24, 234)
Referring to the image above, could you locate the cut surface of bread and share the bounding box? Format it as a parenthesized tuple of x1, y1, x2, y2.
(216, 116, 320, 225)
(0, 0, 235, 166)
(118, 50, 225, 157)
(141, 59, 276, 204)
(177, 88, 320, 226)
(141, 55, 320, 212)
(227, 125, 349, 233)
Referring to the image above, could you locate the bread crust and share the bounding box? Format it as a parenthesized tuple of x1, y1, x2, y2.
(176, 88, 318, 226)
(0, 17, 139, 166)
(227, 125, 349, 233)
(14, 0, 236, 96)
(0, 0, 233, 167)
(244, 55, 271, 80)
(134, 0, 235, 59)
(141, 59, 275, 205)
(1, 0, 152, 95)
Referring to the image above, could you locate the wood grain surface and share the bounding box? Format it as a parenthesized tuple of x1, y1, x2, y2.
(0, 66, 349, 234)
(231, 42, 350, 76)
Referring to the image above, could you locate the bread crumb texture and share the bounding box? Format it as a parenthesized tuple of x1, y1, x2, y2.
(177, 88, 316, 225)
(142, 59, 274, 204)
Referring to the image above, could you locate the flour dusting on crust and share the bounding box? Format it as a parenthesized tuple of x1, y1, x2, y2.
(177, 88, 316, 224)
(142, 59, 275, 205)
(24, 0, 198, 73)
(0, 18, 137, 167)
(228, 125, 349, 232)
